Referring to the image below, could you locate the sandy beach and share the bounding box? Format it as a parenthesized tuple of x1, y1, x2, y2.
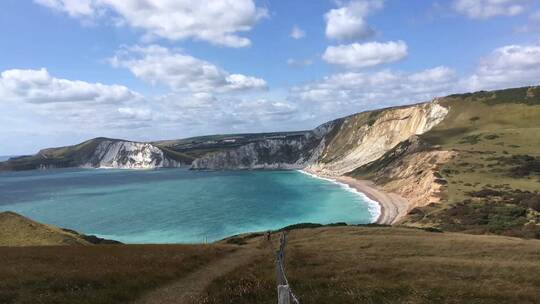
(335, 176, 409, 225)
(301, 169, 409, 225)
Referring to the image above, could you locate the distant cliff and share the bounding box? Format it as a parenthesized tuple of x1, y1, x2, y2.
(83, 140, 181, 169)
(0, 138, 187, 171)
(190, 121, 337, 170)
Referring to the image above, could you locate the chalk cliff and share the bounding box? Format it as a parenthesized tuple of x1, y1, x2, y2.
(84, 140, 181, 169)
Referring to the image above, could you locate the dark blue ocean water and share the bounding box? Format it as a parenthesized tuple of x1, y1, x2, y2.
(0, 168, 377, 243)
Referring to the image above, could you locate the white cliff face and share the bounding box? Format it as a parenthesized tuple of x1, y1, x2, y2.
(308, 101, 448, 176)
(191, 138, 315, 170)
(87, 140, 180, 169)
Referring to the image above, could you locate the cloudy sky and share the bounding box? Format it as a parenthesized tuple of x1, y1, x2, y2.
(2, 0, 540, 155)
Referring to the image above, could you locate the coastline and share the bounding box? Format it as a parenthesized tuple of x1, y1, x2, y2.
(300, 170, 409, 225)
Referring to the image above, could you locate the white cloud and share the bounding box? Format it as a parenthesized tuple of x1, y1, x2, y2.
(35, 0, 97, 17)
(147, 93, 299, 133)
(117, 107, 154, 121)
(322, 41, 407, 68)
(324, 0, 383, 41)
(290, 25, 305, 39)
(110, 45, 267, 93)
(0, 68, 140, 104)
(34, 0, 267, 47)
(291, 66, 457, 119)
(467, 44, 540, 90)
(453, 0, 526, 19)
(294, 42, 540, 121)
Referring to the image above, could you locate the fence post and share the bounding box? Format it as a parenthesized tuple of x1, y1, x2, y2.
(274, 232, 300, 304)
(278, 285, 291, 304)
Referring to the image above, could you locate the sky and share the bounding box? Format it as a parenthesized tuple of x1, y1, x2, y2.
(1, 0, 540, 155)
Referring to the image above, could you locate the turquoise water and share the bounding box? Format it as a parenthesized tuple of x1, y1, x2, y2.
(0, 168, 377, 243)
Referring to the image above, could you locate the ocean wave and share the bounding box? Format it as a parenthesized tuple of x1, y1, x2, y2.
(297, 170, 382, 223)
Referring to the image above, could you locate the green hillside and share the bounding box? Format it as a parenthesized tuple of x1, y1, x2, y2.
(351, 86, 540, 238)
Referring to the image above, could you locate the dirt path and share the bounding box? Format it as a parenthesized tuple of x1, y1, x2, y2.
(132, 247, 262, 304)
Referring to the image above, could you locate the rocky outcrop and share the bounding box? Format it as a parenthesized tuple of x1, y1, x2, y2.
(84, 140, 181, 169)
(307, 101, 448, 176)
(348, 136, 456, 221)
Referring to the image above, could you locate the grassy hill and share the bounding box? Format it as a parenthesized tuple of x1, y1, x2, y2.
(0, 138, 114, 171)
(414, 87, 540, 237)
(0, 211, 92, 246)
(2, 224, 539, 304)
(0, 211, 119, 246)
(350, 86, 540, 238)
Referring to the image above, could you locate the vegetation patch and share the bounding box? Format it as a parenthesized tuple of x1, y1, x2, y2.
(439, 201, 538, 238)
(0, 245, 232, 304)
(277, 222, 348, 232)
(459, 134, 482, 145)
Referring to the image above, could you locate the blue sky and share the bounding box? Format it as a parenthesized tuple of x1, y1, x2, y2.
(1, 0, 540, 155)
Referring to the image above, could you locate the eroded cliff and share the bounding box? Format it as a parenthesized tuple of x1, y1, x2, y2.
(85, 140, 181, 169)
(307, 102, 448, 176)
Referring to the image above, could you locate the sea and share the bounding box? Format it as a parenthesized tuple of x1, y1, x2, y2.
(0, 168, 379, 243)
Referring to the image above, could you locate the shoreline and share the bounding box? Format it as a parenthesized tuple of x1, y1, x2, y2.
(299, 170, 409, 225)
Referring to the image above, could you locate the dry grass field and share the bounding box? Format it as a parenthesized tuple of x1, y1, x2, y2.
(2, 225, 540, 303)
(198, 226, 540, 304)
(0, 244, 234, 304)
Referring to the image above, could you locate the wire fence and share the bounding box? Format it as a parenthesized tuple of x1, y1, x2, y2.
(268, 231, 300, 304)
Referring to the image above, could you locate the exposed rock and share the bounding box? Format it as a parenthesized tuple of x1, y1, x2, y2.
(307, 101, 448, 176)
(348, 136, 457, 221)
(191, 133, 327, 170)
(84, 140, 181, 169)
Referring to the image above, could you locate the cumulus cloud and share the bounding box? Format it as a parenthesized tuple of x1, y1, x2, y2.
(110, 45, 267, 93)
(146, 93, 299, 134)
(34, 0, 267, 47)
(291, 66, 457, 119)
(453, 0, 526, 19)
(0, 68, 140, 104)
(35, 0, 97, 17)
(467, 44, 540, 90)
(322, 41, 407, 69)
(324, 0, 383, 41)
(290, 25, 305, 39)
(294, 42, 540, 121)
